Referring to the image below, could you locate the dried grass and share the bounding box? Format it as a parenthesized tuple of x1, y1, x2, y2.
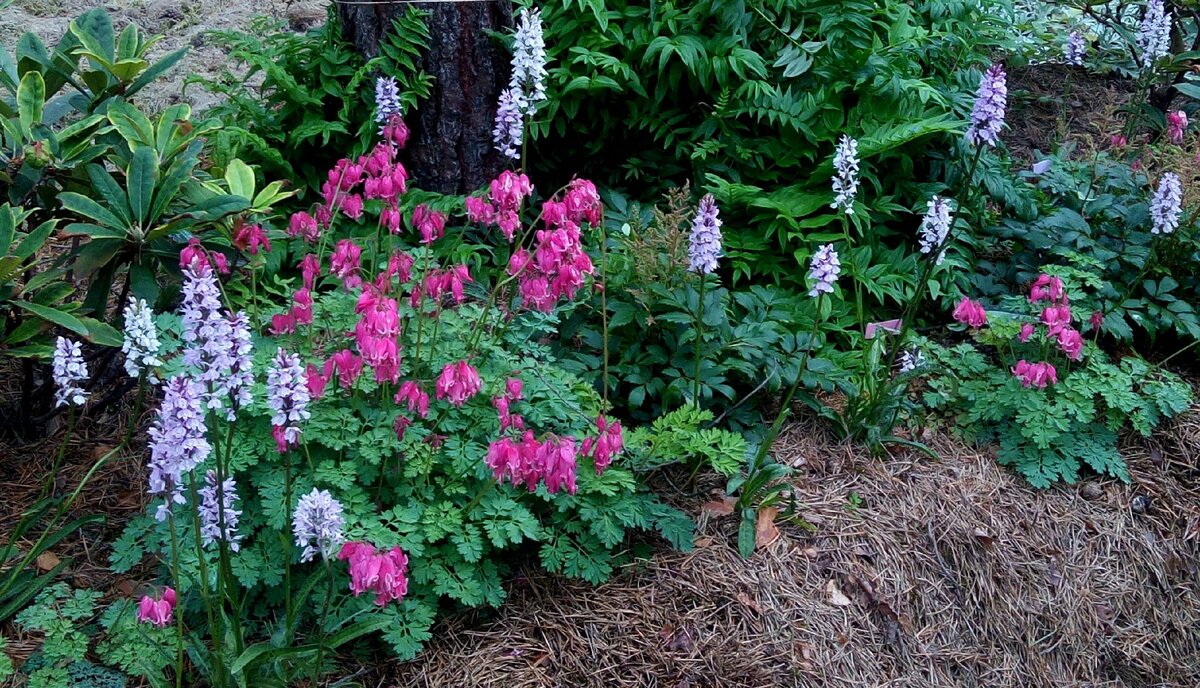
(391, 420, 1200, 688)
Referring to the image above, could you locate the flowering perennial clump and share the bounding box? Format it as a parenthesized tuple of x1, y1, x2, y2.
(806, 244, 841, 298)
(1064, 31, 1085, 66)
(687, 194, 723, 274)
(338, 542, 409, 606)
(830, 135, 860, 214)
(292, 488, 346, 563)
(267, 349, 311, 452)
(581, 415, 623, 475)
(198, 471, 243, 552)
(52, 336, 88, 408)
(965, 64, 1007, 148)
(1150, 172, 1183, 235)
(122, 297, 162, 382)
(147, 376, 211, 521)
(1138, 0, 1171, 70)
(917, 196, 953, 264)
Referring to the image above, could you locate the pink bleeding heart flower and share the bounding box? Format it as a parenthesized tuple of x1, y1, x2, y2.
(1057, 327, 1084, 361)
(413, 204, 447, 245)
(1168, 110, 1188, 144)
(337, 542, 409, 607)
(435, 361, 482, 407)
(1041, 304, 1072, 336)
(233, 223, 271, 255)
(1012, 359, 1058, 389)
(136, 587, 176, 628)
(1018, 323, 1036, 343)
(952, 297, 987, 328)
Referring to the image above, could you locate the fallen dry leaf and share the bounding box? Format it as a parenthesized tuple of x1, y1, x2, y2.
(736, 592, 763, 614)
(700, 497, 736, 517)
(36, 552, 61, 571)
(91, 444, 115, 460)
(973, 527, 994, 548)
(694, 536, 714, 548)
(825, 579, 851, 607)
(755, 507, 781, 549)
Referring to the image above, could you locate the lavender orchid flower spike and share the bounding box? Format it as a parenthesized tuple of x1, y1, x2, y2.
(1065, 31, 1086, 66)
(493, 6, 548, 159)
(1138, 0, 1171, 70)
(375, 76, 402, 124)
(807, 244, 841, 298)
(687, 194, 723, 274)
(122, 297, 162, 383)
(918, 196, 954, 265)
(199, 470, 243, 552)
(147, 376, 211, 522)
(1150, 172, 1183, 235)
(267, 349, 311, 453)
(52, 337, 88, 408)
(965, 64, 1007, 148)
(831, 135, 860, 215)
(293, 488, 346, 562)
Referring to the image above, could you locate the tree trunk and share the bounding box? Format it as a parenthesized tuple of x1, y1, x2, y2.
(337, 0, 512, 194)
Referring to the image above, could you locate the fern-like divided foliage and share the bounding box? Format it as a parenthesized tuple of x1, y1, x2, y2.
(110, 287, 715, 660)
(536, 0, 1012, 289)
(193, 9, 432, 197)
(924, 341, 1192, 488)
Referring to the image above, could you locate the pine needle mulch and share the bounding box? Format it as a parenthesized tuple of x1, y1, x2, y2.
(390, 417, 1200, 688)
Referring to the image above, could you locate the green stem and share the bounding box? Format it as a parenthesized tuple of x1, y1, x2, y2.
(751, 294, 825, 465)
(693, 273, 706, 409)
(283, 448, 295, 643)
(168, 517, 185, 688)
(462, 478, 498, 517)
(43, 407, 76, 499)
(312, 560, 336, 687)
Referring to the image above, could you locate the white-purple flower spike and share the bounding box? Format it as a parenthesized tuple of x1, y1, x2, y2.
(918, 196, 954, 265)
(687, 194, 723, 275)
(1150, 172, 1183, 235)
(122, 297, 162, 383)
(220, 312, 254, 420)
(1065, 31, 1086, 66)
(831, 135, 860, 215)
(267, 349, 310, 452)
(899, 348, 926, 373)
(965, 64, 1007, 149)
(180, 266, 234, 411)
(807, 244, 841, 298)
(1138, 0, 1171, 70)
(199, 470, 243, 552)
(52, 336, 88, 408)
(509, 7, 547, 116)
(375, 75, 402, 124)
(292, 488, 346, 563)
(492, 86, 524, 160)
(147, 376, 211, 522)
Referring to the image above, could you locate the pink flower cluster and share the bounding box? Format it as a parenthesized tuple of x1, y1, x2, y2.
(466, 170, 533, 240)
(1168, 110, 1188, 144)
(394, 380, 430, 418)
(270, 285, 313, 335)
(423, 265, 472, 307)
(486, 432, 579, 494)
(492, 376, 525, 432)
(233, 222, 270, 255)
(436, 361, 482, 407)
(1012, 360, 1058, 389)
(179, 238, 228, 276)
(952, 297, 987, 328)
(136, 587, 176, 627)
(337, 541, 409, 607)
(286, 120, 411, 243)
(331, 239, 363, 290)
(506, 187, 597, 312)
(1025, 274, 1084, 361)
(581, 415, 623, 475)
(355, 289, 401, 383)
(413, 204, 447, 244)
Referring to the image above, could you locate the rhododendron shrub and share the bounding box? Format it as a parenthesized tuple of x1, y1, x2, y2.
(111, 134, 700, 675)
(923, 274, 1192, 488)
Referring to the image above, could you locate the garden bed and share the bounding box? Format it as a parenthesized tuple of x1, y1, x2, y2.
(390, 418, 1200, 687)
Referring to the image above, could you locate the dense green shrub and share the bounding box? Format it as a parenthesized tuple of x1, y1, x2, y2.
(534, 0, 1012, 290)
(195, 9, 432, 198)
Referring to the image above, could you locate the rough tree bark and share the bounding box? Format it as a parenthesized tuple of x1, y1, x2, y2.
(336, 0, 513, 194)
